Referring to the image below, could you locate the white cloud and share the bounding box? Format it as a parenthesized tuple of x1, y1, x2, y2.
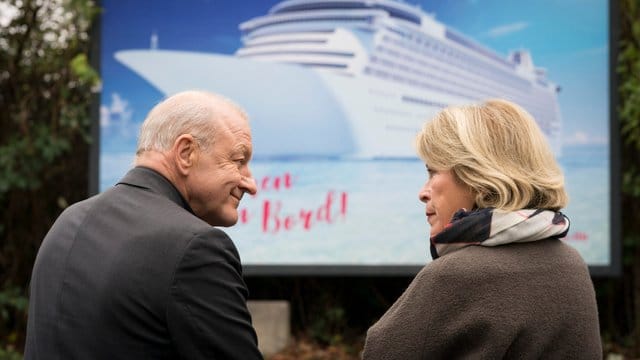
(564, 131, 608, 145)
(485, 22, 529, 38)
(101, 93, 132, 127)
(100, 92, 138, 138)
(568, 46, 607, 58)
(100, 105, 111, 127)
(111, 93, 130, 114)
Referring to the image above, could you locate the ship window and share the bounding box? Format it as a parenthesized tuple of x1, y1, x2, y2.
(377, 5, 421, 25)
(246, 16, 373, 34)
(240, 49, 355, 58)
(271, 1, 421, 25)
(296, 62, 348, 68)
(244, 39, 327, 48)
(245, 27, 335, 39)
(272, 1, 367, 14)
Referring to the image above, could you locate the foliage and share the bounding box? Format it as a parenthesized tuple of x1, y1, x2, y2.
(620, 0, 640, 201)
(309, 306, 347, 346)
(0, 288, 27, 360)
(0, 0, 99, 197)
(0, 0, 100, 352)
(619, 0, 640, 275)
(268, 336, 363, 360)
(245, 276, 408, 357)
(0, 288, 28, 322)
(0, 347, 23, 360)
(595, 0, 640, 357)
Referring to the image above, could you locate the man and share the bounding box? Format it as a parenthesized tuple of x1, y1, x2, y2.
(25, 91, 262, 359)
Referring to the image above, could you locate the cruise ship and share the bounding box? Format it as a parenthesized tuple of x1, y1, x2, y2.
(114, 0, 563, 159)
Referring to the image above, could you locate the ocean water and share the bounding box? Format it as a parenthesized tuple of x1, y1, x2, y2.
(558, 144, 610, 266)
(100, 144, 611, 267)
(220, 144, 611, 267)
(225, 159, 429, 265)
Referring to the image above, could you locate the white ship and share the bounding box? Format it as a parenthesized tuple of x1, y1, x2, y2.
(115, 0, 563, 159)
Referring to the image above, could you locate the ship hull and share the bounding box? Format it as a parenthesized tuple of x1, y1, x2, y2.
(115, 49, 356, 159)
(115, 49, 560, 159)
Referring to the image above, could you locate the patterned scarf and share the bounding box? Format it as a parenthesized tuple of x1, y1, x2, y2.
(430, 208, 570, 260)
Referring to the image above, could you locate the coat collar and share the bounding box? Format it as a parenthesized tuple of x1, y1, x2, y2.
(430, 208, 570, 260)
(117, 166, 194, 214)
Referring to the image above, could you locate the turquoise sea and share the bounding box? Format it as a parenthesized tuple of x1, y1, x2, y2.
(100, 144, 610, 268)
(219, 144, 611, 267)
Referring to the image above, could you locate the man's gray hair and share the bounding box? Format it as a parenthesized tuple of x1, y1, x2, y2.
(136, 90, 247, 154)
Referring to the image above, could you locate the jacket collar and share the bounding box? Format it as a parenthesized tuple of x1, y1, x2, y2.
(117, 166, 194, 214)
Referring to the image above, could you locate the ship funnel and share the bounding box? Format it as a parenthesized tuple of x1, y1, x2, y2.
(150, 31, 159, 50)
(509, 49, 534, 71)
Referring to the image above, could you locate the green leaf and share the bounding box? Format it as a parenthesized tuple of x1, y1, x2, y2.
(70, 53, 99, 86)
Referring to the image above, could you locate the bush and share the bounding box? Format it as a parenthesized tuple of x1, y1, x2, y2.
(0, 0, 99, 352)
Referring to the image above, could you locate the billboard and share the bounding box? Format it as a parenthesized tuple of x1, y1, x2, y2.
(97, 0, 618, 275)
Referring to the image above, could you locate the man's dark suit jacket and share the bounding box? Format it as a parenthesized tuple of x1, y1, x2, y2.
(25, 167, 262, 359)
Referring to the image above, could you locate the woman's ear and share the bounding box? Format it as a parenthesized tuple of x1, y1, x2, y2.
(173, 134, 199, 176)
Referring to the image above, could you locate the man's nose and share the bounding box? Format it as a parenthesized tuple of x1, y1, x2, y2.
(240, 174, 258, 196)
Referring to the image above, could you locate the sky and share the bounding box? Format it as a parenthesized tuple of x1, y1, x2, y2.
(99, 0, 610, 157)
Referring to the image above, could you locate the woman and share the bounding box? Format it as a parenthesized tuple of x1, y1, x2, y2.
(362, 99, 601, 359)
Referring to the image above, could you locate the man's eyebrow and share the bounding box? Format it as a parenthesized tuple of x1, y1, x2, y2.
(235, 144, 252, 157)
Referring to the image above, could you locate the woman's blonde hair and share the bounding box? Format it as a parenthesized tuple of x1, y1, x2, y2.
(415, 99, 567, 211)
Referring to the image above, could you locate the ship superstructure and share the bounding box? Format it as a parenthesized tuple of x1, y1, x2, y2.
(115, 0, 563, 158)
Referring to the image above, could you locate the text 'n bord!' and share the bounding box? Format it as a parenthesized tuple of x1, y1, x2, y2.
(238, 172, 348, 233)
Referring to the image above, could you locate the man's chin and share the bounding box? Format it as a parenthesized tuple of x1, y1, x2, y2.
(204, 212, 238, 227)
(216, 214, 239, 227)
(217, 220, 238, 227)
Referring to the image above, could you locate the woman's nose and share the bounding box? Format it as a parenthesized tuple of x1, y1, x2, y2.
(418, 182, 430, 203)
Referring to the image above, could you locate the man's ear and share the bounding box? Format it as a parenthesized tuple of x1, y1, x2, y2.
(173, 134, 199, 176)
